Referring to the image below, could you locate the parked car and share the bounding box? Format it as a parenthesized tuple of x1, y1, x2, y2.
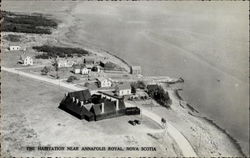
(128, 120, 136, 126)
(134, 119, 141, 125)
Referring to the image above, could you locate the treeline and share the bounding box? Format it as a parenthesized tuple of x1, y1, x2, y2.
(1, 11, 58, 34)
(33, 45, 89, 59)
(4, 34, 22, 42)
(101, 61, 124, 71)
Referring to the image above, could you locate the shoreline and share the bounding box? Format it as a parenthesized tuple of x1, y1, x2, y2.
(2, 29, 246, 157)
(173, 88, 247, 157)
(3, 9, 248, 156)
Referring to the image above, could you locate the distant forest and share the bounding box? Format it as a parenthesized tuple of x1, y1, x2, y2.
(1, 11, 58, 34)
(33, 45, 89, 59)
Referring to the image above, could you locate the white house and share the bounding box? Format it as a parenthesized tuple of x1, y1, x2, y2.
(9, 46, 21, 51)
(115, 83, 131, 96)
(58, 59, 75, 68)
(81, 67, 89, 75)
(23, 56, 33, 66)
(97, 77, 112, 88)
(73, 65, 82, 74)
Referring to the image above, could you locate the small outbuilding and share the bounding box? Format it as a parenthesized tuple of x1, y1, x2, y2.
(130, 66, 142, 75)
(9, 46, 21, 51)
(73, 65, 82, 74)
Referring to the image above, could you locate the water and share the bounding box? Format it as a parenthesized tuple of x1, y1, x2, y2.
(3, 1, 249, 154)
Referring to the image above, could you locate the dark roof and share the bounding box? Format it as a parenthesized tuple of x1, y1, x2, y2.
(59, 95, 93, 118)
(68, 89, 91, 102)
(90, 104, 102, 115)
(147, 84, 158, 90)
(103, 100, 116, 113)
(91, 94, 102, 104)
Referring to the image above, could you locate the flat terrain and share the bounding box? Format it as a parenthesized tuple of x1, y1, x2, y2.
(1, 71, 182, 157)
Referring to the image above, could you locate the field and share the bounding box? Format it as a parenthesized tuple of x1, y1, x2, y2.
(1, 71, 182, 157)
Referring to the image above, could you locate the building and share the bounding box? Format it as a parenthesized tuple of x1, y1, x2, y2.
(115, 83, 131, 96)
(130, 66, 142, 75)
(97, 77, 112, 88)
(24, 56, 33, 66)
(59, 89, 94, 121)
(59, 89, 140, 121)
(81, 67, 90, 75)
(58, 59, 76, 68)
(73, 65, 82, 74)
(73, 65, 90, 75)
(9, 46, 21, 51)
(90, 97, 125, 121)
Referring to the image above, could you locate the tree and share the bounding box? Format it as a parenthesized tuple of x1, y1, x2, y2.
(147, 84, 171, 108)
(84, 82, 90, 87)
(137, 80, 146, 89)
(67, 76, 77, 83)
(52, 57, 59, 79)
(41, 66, 49, 75)
(130, 82, 137, 94)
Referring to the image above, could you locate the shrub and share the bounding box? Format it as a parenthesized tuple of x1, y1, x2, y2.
(4, 34, 22, 42)
(137, 80, 146, 89)
(130, 82, 137, 94)
(67, 76, 78, 83)
(130, 80, 146, 94)
(103, 61, 123, 71)
(41, 66, 50, 75)
(84, 82, 90, 87)
(147, 84, 172, 108)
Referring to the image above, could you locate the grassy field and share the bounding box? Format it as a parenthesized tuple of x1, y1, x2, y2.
(1, 71, 182, 157)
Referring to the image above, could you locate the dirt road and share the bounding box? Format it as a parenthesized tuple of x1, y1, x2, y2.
(2, 66, 83, 91)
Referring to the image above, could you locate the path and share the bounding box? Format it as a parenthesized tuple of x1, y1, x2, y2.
(2, 66, 83, 91)
(125, 102, 197, 157)
(2, 66, 197, 157)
